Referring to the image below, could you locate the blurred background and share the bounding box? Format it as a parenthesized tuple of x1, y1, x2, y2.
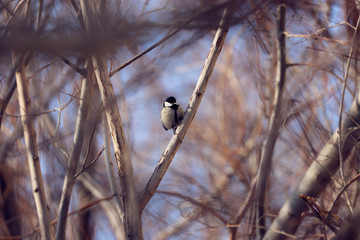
(0, 0, 359, 239)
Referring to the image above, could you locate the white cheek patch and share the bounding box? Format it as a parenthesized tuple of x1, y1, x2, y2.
(164, 102, 173, 107)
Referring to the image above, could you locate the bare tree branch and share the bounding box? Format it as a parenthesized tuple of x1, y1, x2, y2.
(92, 54, 141, 239)
(108, 0, 235, 78)
(138, 0, 236, 213)
(158, 190, 228, 224)
(109, 22, 189, 78)
(154, 208, 202, 240)
(79, 1, 141, 239)
(329, 172, 360, 216)
(337, 14, 360, 215)
(230, 177, 257, 240)
(0, 71, 16, 130)
(102, 112, 125, 221)
(55, 62, 91, 240)
(264, 92, 360, 239)
(14, 56, 53, 240)
(0, 194, 114, 240)
(255, 3, 287, 239)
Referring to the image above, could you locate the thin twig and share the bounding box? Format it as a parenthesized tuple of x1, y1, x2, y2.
(28, 59, 58, 79)
(79, 125, 97, 168)
(109, 0, 231, 77)
(157, 190, 228, 224)
(299, 194, 340, 234)
(329, 173, 360, 215)
(337, 15, 360, 216)
(58, 55, 87, 75)
(74, 146, 105, 178)
(0, 195, 113, 240)
(4, 91, 75, 119)
(109, 24, 188, 77)
(0, 71, 16, 129)
(55, 62, 91, 240)
(284, 32, 349, 45)
(255, 3, 287, 239)
(229, 177, 257, 240)
(0, 50, 33, 129)
(35, 0, 43, 31)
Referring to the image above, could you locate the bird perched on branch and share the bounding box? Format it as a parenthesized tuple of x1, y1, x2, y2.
(161, 96, 184, 133)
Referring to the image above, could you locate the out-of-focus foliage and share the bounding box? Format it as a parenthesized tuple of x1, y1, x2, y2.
(1, 0, 360, 239)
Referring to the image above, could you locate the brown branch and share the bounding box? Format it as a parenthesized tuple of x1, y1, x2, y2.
(157, 190, 227, 224)
(0, 52, 33, 130)
(0, 195, 113, 240)
(329, 173, 360, 215)
(109, 23, 188, 78)
(74, 146, 105, 178)
(299, 194, 340, 233)
(58, 56, 86, 76)
(229, 177, 257, 240)
(337, 14, 360, 215)
(108, 0, 231, 77)
(284, 32, 349, 45)
(265, 90, 360, 239)
(0, 71, 16, 130)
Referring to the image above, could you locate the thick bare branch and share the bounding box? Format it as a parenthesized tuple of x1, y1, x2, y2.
(138, 0, 236, 212)
(92, 53, 140, 239)
(79, 1, 140, 239)
(102, 112, 124, 221)
(264, 91, 360, 239)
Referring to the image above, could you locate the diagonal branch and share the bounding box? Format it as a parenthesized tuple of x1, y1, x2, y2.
(108, 0, 231, 78)
(264, 86, 360, 240)
(264, 14, 360, 240)
(138, 0, 236, 213)
(109, 23, 188, 78)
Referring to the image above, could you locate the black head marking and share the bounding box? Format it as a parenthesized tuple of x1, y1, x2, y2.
(171, 104, 179, 110)
(165, 96, 176, 104)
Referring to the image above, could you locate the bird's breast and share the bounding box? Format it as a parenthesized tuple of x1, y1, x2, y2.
(161, 108, 175, 130)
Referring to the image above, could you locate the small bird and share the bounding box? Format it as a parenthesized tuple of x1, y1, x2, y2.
(161, 96, 184, 133)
